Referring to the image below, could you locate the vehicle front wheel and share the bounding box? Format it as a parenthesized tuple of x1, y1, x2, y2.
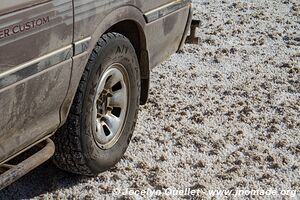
(52, 32, 140, 175)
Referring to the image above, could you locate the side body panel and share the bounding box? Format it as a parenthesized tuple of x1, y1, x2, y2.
(63, 0, 190, 121)
(144, 6, 190, 68)
(0, 1, 73, 163)
(0, 0, 50, 16)
(0, 0, 191, 163)
(72, 0, 189, 66)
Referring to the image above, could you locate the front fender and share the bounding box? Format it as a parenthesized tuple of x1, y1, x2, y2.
(60, 5, 148, 124)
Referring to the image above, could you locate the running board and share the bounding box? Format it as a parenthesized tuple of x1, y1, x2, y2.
(0, 139, 55, 190)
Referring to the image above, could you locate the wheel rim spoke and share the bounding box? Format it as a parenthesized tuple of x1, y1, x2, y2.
(109, 88, 126, 108)
(104, 113, 121, 134)
(95, 120, 106, 141)
(105, 69, 123, 88)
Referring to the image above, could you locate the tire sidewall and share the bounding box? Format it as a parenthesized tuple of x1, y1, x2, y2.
(81, 35, 140, 172)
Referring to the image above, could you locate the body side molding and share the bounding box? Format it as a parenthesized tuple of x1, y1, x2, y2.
(144, 0, 191, 23)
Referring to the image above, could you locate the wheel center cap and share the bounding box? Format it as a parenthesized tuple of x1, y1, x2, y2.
(92, 64, 129, 150)
(97, 91, 113, 115)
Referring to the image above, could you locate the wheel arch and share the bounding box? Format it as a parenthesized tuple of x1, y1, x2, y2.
(86, 6, 150, 105)
(60, 6, 150, 125)
(105, 19, 150, 105)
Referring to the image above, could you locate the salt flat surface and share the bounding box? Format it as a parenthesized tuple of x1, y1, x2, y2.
(1, 0, 299, 199)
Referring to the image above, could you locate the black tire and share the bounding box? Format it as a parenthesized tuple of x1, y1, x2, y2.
(52, 32, 140, 175)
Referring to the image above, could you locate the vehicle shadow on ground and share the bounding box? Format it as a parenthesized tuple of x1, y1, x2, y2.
(0, 161, 87, 200)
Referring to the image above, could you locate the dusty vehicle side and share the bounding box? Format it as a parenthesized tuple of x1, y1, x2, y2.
(0, 0, 197, 189)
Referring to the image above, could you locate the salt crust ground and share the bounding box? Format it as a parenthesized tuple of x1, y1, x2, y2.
(0, 0, 299, 199)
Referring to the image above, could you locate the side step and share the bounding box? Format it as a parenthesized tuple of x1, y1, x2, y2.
(186, 20, 201, 44)
(0, 139, 55, 190)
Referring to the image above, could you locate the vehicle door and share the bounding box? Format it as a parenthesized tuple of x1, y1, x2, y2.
(0, 0, 73, 163)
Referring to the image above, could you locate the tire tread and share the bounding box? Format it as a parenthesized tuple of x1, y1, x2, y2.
(52, 32, 139, 175)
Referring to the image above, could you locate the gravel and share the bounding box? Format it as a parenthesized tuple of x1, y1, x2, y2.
(1, 0, 299, 199)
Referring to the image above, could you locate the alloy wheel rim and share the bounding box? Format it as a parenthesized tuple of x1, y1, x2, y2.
(92, 63, 129, 149)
